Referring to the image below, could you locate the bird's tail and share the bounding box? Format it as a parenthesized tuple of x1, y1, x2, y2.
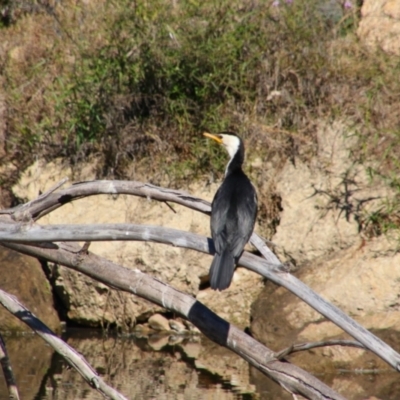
(209, 250, 235, 291)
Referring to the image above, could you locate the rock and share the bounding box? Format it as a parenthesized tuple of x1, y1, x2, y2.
(168, 335, 184, 345)
(358, 0, 400, 55)
(0, 246, 61, 332)
(147, 333, 169, 350)
(0, 335, 54, 398)
(49, 265, 156, 329)
(251, 121, 400, 368)
(272, 120, 389, 265)
(148, 313, 170, 331)
(252, 235, 400, 368)
(180, 340, 201, 359)
(169, 319, 186, 333)
(133, 323, 151, 338)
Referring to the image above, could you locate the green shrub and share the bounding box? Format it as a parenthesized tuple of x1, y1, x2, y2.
(2, 0, 400, 234)
(36, 0, 343, 172)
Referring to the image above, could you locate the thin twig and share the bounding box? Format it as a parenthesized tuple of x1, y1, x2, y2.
(164, 201, 177, 213)
(37, 177, 70, 199)
(276, 340, 366, 360)
(0, 177, 69, 218)
(0, 333, 20, 400)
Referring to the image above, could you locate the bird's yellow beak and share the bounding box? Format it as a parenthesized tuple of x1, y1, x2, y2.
(203, 132, 223, 144)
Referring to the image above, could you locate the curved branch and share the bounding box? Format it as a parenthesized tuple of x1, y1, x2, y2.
(7, 180, 211, 220)
(1, 240, 345, 400)
(0, 221, 399, 372)
(0, 289, 128, 400)
(5, 179, 280, 265)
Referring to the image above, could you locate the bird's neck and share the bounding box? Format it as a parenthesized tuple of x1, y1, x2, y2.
(225, 148, 244, 177)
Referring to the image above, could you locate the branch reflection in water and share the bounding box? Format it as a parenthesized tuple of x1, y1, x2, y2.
(0, 329, 398, 400)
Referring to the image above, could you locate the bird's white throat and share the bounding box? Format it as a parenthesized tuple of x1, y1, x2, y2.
(220, 134, 241, 160)
(220, 134, 241, 176)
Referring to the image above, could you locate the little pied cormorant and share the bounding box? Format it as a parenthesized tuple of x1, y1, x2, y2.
(204, 132, 257, 291)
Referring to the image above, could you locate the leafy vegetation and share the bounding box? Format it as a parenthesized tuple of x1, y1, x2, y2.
(1, 0, 400, 234)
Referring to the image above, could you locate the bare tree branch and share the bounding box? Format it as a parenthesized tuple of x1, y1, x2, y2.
(6, 181, 210, 221)
(0, 289, 128, 400)
(6, 179, 281, 260)
(1, 180, 399, 398)
(0, 220, 398, 372)
(1, 179, 297, 268)
(0, 333, 20, 400)
(1, 241, 346, 400)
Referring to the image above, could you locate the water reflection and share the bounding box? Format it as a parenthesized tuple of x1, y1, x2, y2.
(0, 329, 258, 400)
(0, 330, 399, 399)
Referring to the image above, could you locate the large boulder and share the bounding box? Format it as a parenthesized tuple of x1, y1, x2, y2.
(251, 120, 400, 368)
(0, 246, 61, 332)
(0, 335, 54, 397)
(358, 0, 400, 55)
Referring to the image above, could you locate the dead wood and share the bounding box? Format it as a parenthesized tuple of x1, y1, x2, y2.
(0, 180, 399, 371)
(1, 241, 346, 400)
(0, 179, 399, 398)
(0, 289, 128, 400)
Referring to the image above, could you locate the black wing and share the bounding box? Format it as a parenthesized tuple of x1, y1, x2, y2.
(211, 172, 257, 260)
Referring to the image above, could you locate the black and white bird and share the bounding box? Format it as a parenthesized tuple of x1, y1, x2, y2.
(204, 132, 257, 291)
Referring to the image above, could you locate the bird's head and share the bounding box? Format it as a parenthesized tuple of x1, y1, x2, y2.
(203, 132, 242, 160)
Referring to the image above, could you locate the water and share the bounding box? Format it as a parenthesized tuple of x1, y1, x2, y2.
(0, 329, 260, 400)
(0, 329, 399, 399)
